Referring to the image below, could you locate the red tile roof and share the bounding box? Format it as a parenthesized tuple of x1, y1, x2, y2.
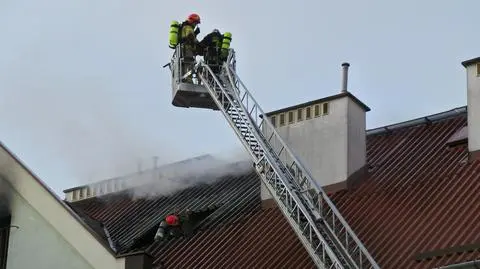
(68, 106, 480, 269)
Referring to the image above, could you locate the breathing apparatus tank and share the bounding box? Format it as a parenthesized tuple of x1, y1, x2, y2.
(169, 20, 181, 49)
(221, 32, 232, 59)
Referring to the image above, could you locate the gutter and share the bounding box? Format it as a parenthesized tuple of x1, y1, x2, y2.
(435, 260, 480, 269)
(102, 224, 117, 253)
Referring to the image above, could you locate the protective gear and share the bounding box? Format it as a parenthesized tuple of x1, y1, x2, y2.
(154, 221, 169, 241)
(169, 20, 181, 49)
(166, 214, 179, 226)
(221, 32, 232, 59)
(187, 13, 201, 24)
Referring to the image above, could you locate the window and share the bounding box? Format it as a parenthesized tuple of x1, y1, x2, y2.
(0, 215, 11, 269)
(86, 187, 91, 197)
(279, 113, 285, 126)
(270, 116, 276, 127)
(314, 104, 320, 117)
(322, 102, 330, 115)
(477, 63, 480, 76)
(79, 189, 84, 199)
(288, 111, 294, 124)
(306, 107, 312, 119)
(297, 108, 303, 121)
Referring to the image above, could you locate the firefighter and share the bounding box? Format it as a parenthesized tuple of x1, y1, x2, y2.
(198, 29, 223, 72)
(154, 209, 193, 241)
(179, 13, 201, 83)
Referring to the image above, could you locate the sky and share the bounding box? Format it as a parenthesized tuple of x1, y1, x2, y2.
(0, 0, 478, 197)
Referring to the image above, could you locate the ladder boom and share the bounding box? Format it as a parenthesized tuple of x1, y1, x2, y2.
(193, 49, 380, 269)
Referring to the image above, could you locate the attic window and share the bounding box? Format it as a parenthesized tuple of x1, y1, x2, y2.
(446, 126, 468, 147)
(314, 104, 320, 117)
(279, 113, 285, 126)
(288, 111, 294, 124)
(322, 102, 329, 115)
(72, 191, 78, 201)
(270, 116, 276, 127)
(297, 108, 303, 121)
(306, 107, 312, 119)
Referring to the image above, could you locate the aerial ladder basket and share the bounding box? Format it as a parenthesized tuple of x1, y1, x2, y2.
(168, 46, 380, 269)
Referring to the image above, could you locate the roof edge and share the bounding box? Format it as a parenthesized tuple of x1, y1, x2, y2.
(366, 106, 467, 136)
(0, 141, 119, 257)
(461, 56, 480, 67)
(265, 91, 371, 116)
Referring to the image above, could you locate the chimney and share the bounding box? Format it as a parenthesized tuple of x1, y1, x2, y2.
(262, 62, 370, 202)
(341, 62, 350, 93)
(462, 57, 480, 160)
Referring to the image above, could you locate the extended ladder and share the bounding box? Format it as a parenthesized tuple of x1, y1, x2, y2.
(193, 49, 380, 269)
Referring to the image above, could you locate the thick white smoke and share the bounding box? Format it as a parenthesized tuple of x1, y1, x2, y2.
(93, 147, 253, 200)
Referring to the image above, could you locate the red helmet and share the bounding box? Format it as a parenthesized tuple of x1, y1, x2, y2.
(165, 215, 179, 226)
(187, 13, 201, 24)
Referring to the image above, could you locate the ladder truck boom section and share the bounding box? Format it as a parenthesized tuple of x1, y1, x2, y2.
(169, 46, 380, 269)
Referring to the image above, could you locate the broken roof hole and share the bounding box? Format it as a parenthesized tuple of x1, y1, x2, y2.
(128, 205, 221, 251)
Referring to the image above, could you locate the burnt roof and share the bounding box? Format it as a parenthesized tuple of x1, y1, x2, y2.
(68, 106, 480, 269)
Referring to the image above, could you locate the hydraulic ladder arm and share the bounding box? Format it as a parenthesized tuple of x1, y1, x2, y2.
(194, 49, 380, 269)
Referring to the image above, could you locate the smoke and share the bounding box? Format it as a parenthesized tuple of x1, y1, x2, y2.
(0, 1, 186, 192)
(95, 147, 253, 200)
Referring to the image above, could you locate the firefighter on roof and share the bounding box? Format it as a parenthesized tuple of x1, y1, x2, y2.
(154, 209, 193, 241)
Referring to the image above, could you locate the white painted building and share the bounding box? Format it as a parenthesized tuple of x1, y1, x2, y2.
(0, 142, 152, 269)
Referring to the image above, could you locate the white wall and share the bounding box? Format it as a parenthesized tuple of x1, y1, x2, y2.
(2, 180, 95, 269)
(261, 94, 367, 201)
(275, 98, 349, 185)
(347, 98, 367, 176)
(466, 62, 480, 152)
(0, 144, 125, 269)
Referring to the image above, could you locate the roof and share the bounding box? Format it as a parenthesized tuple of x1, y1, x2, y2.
(461, 56, 480, 67)
(67, 106, 480, 269)
(265, 91, 371, 116)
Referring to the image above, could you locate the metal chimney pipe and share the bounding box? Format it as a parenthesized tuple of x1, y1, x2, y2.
(341, 62, 350, 93)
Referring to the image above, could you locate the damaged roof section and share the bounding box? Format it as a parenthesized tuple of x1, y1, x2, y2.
(68, 166, 261, 255)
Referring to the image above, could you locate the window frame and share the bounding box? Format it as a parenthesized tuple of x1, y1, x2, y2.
(279, 113, 286, 126)
(306, 107, 312, 119)
(270, 116, 276, 127)
(322, 102, 330, 115)
(288, 111, 294, 124)
(297, 108, 303, 121)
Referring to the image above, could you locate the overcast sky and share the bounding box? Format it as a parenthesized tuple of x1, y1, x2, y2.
(0, 0, 478, 196)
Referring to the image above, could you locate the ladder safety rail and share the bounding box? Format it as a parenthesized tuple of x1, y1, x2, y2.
(224, 62, 379, 269)
(197, 61, 346, 269)
(222, 49, 379, 269)
(191, 48, 380, 269)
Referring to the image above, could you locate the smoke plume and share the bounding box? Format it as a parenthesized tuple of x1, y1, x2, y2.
(94, 147, 253, 200)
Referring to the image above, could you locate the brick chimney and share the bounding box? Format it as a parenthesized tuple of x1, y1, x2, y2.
(462, 57, 480, 160)
(262, 62, 370, 201)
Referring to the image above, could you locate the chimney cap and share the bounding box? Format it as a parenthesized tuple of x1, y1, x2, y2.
(461, 57, 480, 68)
(342, 62, 350, 67)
